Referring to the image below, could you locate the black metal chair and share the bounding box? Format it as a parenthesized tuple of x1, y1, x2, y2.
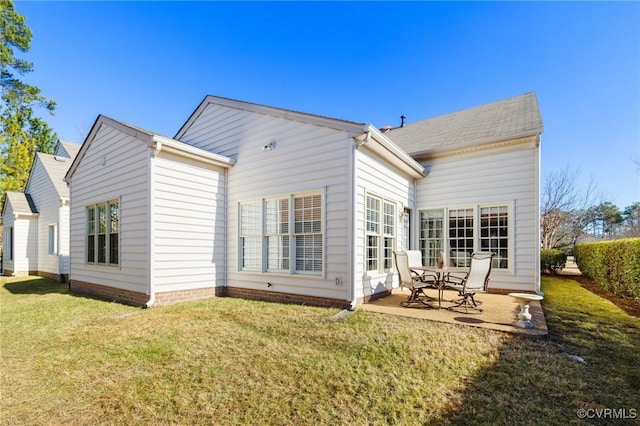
(443, 252, 494, 313)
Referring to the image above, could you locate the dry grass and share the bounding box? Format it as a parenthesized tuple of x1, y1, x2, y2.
(1, 275, 639, 425)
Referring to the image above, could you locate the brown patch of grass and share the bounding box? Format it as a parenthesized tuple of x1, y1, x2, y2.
(2, 275, 639, 425)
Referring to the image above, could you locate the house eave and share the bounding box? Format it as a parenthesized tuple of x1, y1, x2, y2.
(354, 125, 427, 179)
(151, 135, 236, 168)
(410, 133, 541, 161)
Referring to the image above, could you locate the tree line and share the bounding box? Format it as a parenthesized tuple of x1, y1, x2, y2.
(541, 167, 640, 251)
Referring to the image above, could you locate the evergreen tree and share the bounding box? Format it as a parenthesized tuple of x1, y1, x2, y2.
(0, 0, 57, 199)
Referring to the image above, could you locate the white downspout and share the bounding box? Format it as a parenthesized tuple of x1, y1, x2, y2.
(348, 136, 360, 310)
(144, 142, 162, 308)
(535, 134, 543, 296)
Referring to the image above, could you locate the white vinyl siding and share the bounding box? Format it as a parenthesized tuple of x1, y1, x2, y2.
(355, 147, 415, 298)
(24, 155, 70, 275)
(179, 103, 349, 302)
(414, 140, 539, 291)
(69, 123, 149, 295)
(151, 151, 227, 292)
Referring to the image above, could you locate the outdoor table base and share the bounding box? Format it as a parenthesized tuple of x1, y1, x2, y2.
(508, 293, 544, 329)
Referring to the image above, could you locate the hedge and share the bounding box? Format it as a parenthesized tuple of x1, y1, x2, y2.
(575, 238, 640, 299)
(540, 249, 567, 274)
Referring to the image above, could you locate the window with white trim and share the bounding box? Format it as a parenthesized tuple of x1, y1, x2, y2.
(366, 194, 396, 273)
(5, 227, 13, 261)
(265, 198, 289, 271)
(419, 210, 444, 267)
(294, 194, 322, 273)
(86, 200, 119, 265)
(240, 202, 262, 271)
(419, 204, 511, 270)
(239, 192, 323, 275)
(48, 224, 57, 255)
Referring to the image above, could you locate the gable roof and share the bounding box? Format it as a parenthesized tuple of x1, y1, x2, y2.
(3, 191, 38, 215)
(175, 95, 366, 140)
(30, 153, 73, 199)
(386, 92, 543, 158)
(65, 115, 236, 181)
(56, 140, 81, 159)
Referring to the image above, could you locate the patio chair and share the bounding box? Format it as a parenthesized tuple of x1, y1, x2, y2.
(394, 251, 438, 307)
(406, 250, 439, 286)
(443, 252, 495, 313)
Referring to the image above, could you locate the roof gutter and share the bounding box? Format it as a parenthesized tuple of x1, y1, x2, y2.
(352, 125, 426, 179)
(150, 136, 236, 168)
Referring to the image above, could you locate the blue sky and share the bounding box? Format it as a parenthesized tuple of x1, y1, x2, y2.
(16, 1, 640, 209)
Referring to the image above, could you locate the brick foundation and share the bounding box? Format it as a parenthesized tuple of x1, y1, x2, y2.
(225, 286, 351, 309)
(153, 287, 225, 306)
(69, 280, 150, 306)
(36, 270, 67, 283)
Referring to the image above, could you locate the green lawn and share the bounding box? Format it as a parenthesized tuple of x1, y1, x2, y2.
(1, 275, 639, 425)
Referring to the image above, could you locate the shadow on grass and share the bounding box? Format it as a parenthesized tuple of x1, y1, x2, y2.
(2, 277, 116, 304)
(3, 277, 69, 295)
(438, 276, 640, 425)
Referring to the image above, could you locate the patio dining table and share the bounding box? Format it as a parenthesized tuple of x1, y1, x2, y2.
(412, 266, 468, 309)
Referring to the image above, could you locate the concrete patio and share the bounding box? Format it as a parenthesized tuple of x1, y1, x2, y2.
(360, 288, 548, 335)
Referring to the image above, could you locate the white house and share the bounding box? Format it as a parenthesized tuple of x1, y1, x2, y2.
(64, 92, 543, 307)
(2, 140, 79, 281)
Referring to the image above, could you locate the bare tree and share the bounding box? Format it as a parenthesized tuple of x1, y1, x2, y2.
(540, 167, 600, 250)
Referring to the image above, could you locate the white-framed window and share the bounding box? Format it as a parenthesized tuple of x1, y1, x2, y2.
(366, 194, 396, 273)
(401, 208, 411, 251)
(86, 200, 119, 265)
(238, 191, 323, 275)
(419, 204, 512, 270)
(294, 194, 323, 273)
(48, 224, 57, 255)
(420, 209, 444, 267)
(265, 198, 289, 271)
(240, 202, 262, 271)
(5, 227, 13, 261)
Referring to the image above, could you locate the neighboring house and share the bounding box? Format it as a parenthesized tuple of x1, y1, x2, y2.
(64, 92, 543, 308)
(2, 140, 79, 281)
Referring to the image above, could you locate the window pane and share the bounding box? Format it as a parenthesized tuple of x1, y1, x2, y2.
(87, 207, 95, 234)
(98, 234, 106, 263)
(110, 203, 119, 233)
(240, 202, 262, 270)
(87, 235, 95, 263)
(98, 205, 106, 234)
(295, 234, 322, 272)
(366, 196, 380, 234)
(480, 206, 509, 269)
(449, 208, 474, 267)
(420, 210, 444, 267)
(265, 199, 288, 235)
(366, 235, 379, 271)
(294, 195, 321, 234)
(242, 237, 261, 270)
(267, 235, 290, 271)
(49, 225, 56, 255)
(110, 234, 119, 265)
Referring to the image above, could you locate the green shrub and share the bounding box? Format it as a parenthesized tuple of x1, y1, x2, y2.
(540, 249, 567, 274)
(575, 238, 640, 299)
